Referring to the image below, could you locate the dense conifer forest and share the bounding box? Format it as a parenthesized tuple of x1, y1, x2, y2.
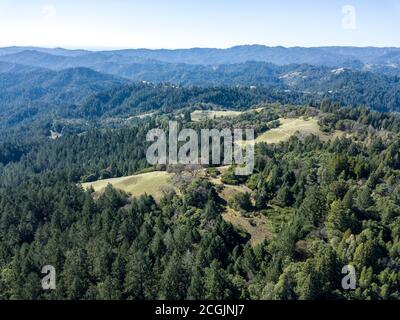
(0, 98, 399, 300)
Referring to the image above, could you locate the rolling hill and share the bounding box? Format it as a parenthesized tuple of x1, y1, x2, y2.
(0, 67, 127, 128)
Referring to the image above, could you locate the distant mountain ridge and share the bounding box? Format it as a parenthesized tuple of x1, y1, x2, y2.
(1, 45, 400, 71)
(0, 46, 90, 57)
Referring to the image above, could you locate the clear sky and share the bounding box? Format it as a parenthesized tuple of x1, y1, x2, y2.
(0, 0, 399, 49)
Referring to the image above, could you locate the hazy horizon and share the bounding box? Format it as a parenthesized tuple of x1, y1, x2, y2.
(2, 44, 400, 52)
(1, 0, 400, 49)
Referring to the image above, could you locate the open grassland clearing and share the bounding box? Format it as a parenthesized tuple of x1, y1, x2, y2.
(256, 117, 339, 144)
(222, 209, 272, 246)
(191, 107, 266, 122)
(82, 171, 174, 201)
(235, 117, 345, 147)
(191, 110, 243, 122)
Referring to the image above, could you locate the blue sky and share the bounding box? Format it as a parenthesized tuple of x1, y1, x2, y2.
(0, 0, 399, 49)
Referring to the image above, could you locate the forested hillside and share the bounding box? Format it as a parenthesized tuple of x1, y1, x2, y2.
(0, 44, 399, 301)
(0, 67, 127, 130)
(0, 102, 399, 300)
(1, 55, 399, 135)
(2, 71, 399, 141)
